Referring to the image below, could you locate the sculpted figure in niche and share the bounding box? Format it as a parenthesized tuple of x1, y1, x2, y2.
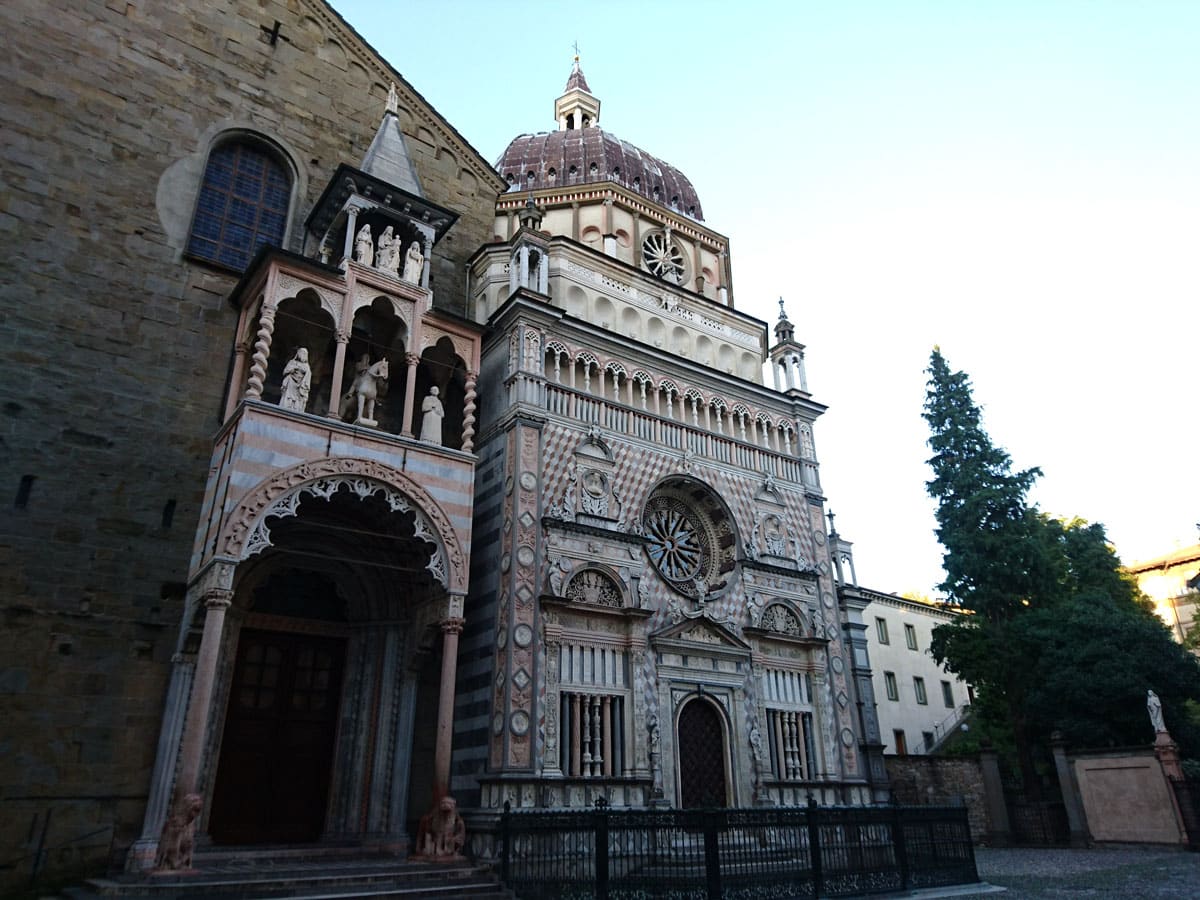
(279, 347, 311, 412)
(419, 386, 444, 444)
(416, 796, 466, 859)
(155, 793, 203, 871)
(1147, 689, 1166, 734)
(340, 357, 388, 426)
(377, 226, 400, 275)
(353, 223, 374, 266)
(403, 240, 424, 284)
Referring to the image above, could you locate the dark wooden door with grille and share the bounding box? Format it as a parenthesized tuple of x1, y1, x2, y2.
(209, 629, 345, 844)
(677, 698, 728, 808)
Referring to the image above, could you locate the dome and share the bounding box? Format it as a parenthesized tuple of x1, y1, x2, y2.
(496, 129, 705, 221)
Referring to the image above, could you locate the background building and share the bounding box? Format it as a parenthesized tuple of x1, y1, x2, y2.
(1, 0, 889, 887)
(1127, 543, 1200, 650)
(861, 590, 972, 755)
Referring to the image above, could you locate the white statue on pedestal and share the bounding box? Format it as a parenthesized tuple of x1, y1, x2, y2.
(403, 240, 424, 284)
(279, 348, 311, 412)
(420, 386, 444, 444)
(353, 223, 374, 266)
(1147, 689, 1166, 734)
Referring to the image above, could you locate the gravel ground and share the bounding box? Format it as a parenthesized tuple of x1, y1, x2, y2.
(951, 847, 1200, 898)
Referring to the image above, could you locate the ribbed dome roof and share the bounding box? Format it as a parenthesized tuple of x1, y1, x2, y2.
(496, 129, 704, 221)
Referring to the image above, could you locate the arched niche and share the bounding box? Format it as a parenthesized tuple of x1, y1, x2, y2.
(593, 296, 615, 330)
(694, 335, 713, 367)
(647, 316, 666, 349)
(263, 290, 336, 413)
(620, 306, 640, 338)
(565, 284, 588, 318)
(414, 336, 467, 448)
(344, 297, 409, 434)
(717, 344, 736, 375)
(670, 325, 689, 355)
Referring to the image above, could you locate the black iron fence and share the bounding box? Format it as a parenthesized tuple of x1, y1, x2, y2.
(1169, 778, 1200, 851)
(499, 798, 978, 899)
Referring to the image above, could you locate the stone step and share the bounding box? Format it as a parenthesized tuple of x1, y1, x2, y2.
(57, 861, 510, 899)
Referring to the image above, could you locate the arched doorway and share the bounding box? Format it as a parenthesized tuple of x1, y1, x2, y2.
(677, 697, 729, 808)
(206, 481, 448, 846)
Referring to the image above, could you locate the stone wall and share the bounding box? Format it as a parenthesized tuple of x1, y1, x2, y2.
(1072, 749, 1186, 845)
(885, 754, 989, 844)
(0, 0, 500, 889)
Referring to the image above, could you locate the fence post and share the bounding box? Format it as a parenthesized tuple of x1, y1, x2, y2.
(703, 811, 722, 899)
(892, 803, 910, 890)
(806, 795, 822, 897)
(499, 800, 511, 885)
(595, 795, 609, 900)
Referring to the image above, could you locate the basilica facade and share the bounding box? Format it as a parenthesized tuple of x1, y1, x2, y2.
(0, 0, 885, 885)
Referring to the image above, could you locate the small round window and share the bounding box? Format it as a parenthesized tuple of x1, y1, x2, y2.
(641, 230, 686, 284)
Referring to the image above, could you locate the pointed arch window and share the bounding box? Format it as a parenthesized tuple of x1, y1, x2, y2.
(187, 140, 292, 270)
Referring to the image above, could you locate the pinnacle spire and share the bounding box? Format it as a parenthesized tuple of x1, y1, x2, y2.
(565, 53, 591, 94)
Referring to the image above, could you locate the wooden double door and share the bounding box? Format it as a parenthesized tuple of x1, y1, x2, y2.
(678, 699, 729, 808)
(209, 629, 345, 844)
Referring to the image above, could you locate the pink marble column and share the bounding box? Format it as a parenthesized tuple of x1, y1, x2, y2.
(326, 328, 350, 417)
(401, 352, 420, 438)
(224, 340, 252, 421)
(432, 616, 464, 802)
(156, 588, 231, 870)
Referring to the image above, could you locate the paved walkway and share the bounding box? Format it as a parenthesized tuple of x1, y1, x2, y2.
(951, 847, 1200, 898)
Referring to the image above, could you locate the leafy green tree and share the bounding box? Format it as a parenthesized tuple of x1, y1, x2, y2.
(923, 349, 1200, 787)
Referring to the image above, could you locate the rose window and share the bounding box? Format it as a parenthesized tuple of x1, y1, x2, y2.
(645, 498, 707, 582)
(641, 231, 685, 283)
(642, 478, 738, 601)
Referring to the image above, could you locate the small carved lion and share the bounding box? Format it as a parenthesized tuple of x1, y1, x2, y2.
(416, 796, 466, 859)
(155, 793, 203, 871)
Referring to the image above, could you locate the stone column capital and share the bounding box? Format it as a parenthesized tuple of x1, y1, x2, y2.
(203, 589, 233, 611)
(406, 352, 421, 368)
(335, 328, 351, 344)
(440, 617, 465, 636)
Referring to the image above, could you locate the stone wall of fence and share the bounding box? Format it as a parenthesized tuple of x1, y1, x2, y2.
(885, 755, 989, 844)
(1071, 747, 1188, 846)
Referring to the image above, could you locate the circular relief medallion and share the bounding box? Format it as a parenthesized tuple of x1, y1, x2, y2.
(519, 471, 537, 492)
(840, 727, 856, 748)
(513, 623, 533, 648)
(510, 710, 530, 736)
(813, 531, 827, 546)
(822, 591, 835, 609)
(517, 545, 535, 567)
(830, 656, 844, 674)
(582, 470, 607, 497)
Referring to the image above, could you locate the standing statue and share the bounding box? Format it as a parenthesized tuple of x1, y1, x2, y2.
(1147, 689, 1166, 734)
(339, 357, 388, 426)
(402, 240, 424, 284)
(279, 347, 311, 412)
(376, 226, 399, 274)
(353, 223, 374, 266)
(419, 386, 445, 444)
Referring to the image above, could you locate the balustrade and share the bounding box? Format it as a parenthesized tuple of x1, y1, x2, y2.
(542, 381, 809, 485)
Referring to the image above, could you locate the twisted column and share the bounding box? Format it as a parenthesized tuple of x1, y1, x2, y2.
(244, 303, 277, 400)
(461, 371, 478, 452)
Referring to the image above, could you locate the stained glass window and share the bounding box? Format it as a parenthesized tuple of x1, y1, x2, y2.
(187, 141, 290, 270)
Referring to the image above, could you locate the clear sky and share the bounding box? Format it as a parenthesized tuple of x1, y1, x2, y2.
(334, 0, 1199, 595)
